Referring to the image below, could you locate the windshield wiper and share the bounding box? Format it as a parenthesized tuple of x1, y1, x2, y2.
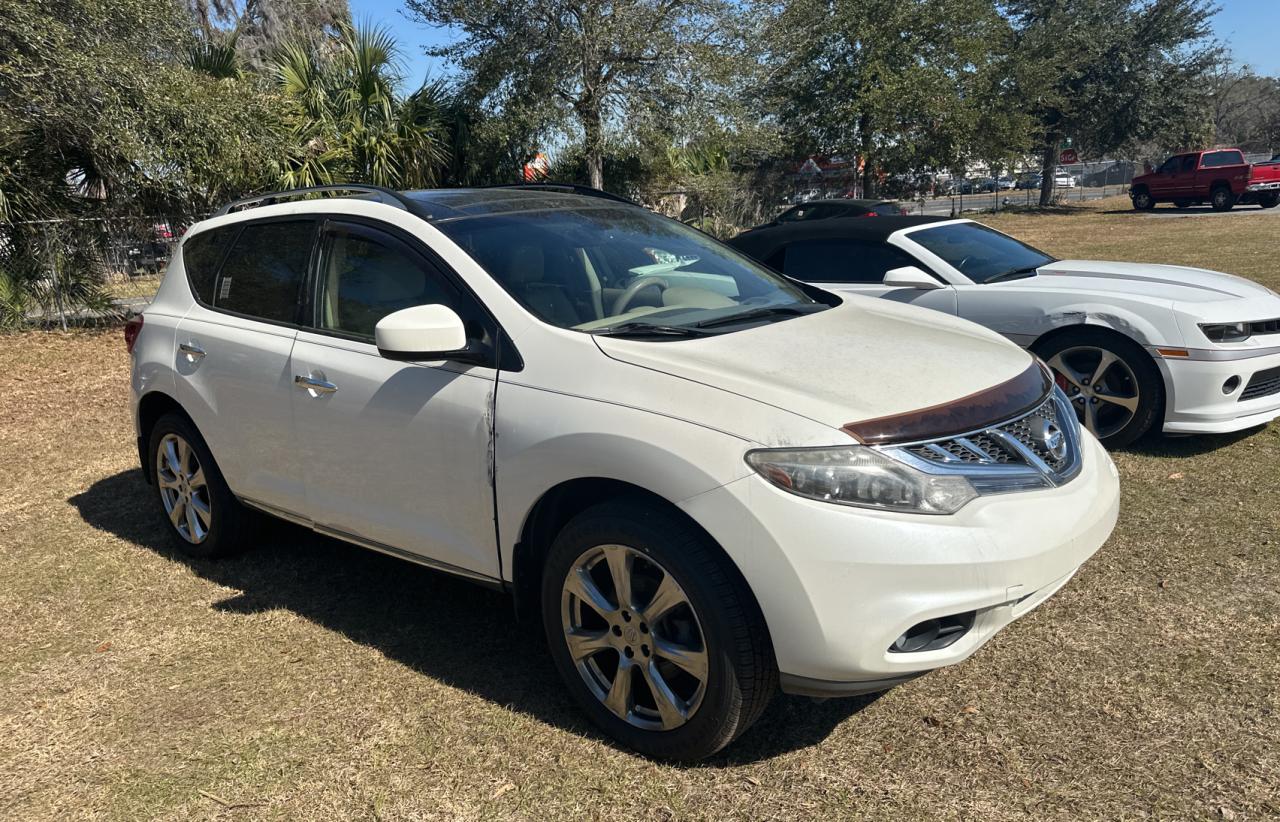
(692, 304, 824, 329)
(984, 263, 1050, 284)
(591, 321, 710, 338)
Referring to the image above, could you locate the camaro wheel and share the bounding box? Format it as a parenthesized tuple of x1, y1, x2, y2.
(1036, 330, 1164, 448)
(148, 412, 252, 558)
(541, 500, 776, 760)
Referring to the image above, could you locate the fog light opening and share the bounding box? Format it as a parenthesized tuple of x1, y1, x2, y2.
(1222, 375, 1241, 395)
(889, 611, 976, 653)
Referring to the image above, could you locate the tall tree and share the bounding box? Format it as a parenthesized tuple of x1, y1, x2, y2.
(1005, 0, 1220, 206)
(405, 0, 744, 189)
(275, 23, 451, 189)
(187, 0, 350, 69)
(759, 0, 1012, 197)
(1207, 60, 1280, 153)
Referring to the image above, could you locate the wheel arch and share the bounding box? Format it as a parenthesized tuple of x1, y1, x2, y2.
(136, 390, 195, 483)
(509, 477, 755, 625)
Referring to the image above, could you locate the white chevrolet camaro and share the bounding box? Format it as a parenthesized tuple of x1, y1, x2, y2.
(731, 216, 1280, 447)
(129, 186, 1118, 759)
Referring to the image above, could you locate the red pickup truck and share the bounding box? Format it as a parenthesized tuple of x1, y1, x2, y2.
(1130, 148, 1280, 211)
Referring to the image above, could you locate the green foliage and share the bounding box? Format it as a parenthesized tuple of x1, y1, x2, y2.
(406, 0, 751, 189)
(1004, 0, 1221, 203)
(275, 23, 451, 190)
(759, 0, 1015, 194)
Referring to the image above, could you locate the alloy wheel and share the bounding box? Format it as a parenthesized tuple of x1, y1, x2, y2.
(1047, 346, 1140, 440)
(560, 544, 709, 731)
(156, 433, 212, 544)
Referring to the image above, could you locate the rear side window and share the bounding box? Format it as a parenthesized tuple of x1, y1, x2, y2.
(779, 239, 918, 284)
(182, 227, 236, 305)
(215, 221, 314, 323)
(1201, 150, 1244, 168)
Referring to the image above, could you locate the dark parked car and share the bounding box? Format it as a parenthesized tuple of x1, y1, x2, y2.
(770, 198, 907, 224)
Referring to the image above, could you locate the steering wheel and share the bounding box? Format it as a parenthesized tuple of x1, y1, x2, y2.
(611, 277, 669, 316)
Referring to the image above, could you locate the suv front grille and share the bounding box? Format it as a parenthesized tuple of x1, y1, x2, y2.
(1241, 365, 1280, 402)
(895, 389, 1083, 489)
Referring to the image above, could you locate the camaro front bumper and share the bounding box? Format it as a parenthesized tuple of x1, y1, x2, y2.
(678, 433, 1120, 692)
(1157, 348, 1280, 434)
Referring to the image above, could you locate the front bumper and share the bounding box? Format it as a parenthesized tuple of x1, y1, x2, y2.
(1157, 349, 1280, 434)
(678, 434, 1120, 688)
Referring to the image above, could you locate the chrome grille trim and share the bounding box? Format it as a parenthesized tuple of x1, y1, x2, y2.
(883, 388, 1083, 491)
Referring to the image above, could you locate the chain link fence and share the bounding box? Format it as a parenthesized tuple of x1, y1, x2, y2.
(0, 216, 186, 330)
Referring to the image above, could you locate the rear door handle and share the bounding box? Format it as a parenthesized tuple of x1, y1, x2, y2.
(294, 374, 338, 395)
(179, 342, 205, 361)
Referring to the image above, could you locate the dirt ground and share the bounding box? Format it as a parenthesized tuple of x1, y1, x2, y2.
(1, 198, 1277, 820)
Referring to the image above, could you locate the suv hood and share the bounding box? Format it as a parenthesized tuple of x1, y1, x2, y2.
(593, 298, 1033, 432)
(1032, 260, 1278, 305)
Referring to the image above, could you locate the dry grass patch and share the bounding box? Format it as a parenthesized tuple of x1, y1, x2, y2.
(1, 202, 1278, 819)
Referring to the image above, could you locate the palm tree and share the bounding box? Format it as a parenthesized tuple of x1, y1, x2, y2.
(276, 23, 450, 190)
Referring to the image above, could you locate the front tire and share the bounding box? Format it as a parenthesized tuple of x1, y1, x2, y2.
(1035, 329, 1164, 448)
(1131, 188, 1155, 211)
(148, 412, 253, 558)
(541, 500, 776, 760)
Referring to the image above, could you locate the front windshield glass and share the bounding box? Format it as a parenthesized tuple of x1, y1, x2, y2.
(435, 205, 822, 334)
(909, 222, 1055, 284)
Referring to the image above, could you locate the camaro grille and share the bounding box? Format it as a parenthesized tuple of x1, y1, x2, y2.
(1241, 365, 1280, 402)
(898, 390, 1082, 487)
(1249, 318, 1280, 336)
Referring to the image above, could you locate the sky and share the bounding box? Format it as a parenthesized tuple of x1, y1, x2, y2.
(349, 0, 1280, 89)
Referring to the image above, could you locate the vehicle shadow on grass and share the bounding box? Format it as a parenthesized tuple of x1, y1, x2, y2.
(70, 470, 875, 765)
(1125, 426, 1267, 458)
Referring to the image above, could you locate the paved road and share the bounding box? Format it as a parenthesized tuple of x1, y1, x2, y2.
(1139, 203, 1280, 219)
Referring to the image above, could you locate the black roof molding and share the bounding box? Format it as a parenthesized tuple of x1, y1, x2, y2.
(214, 184, 416, 217)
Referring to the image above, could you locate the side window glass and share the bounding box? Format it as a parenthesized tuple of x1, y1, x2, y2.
(215, 221, 313, 323)
(781, 239, 918, 284)
(1158, 157, 1179, 174)
(316, 225, 473, 340)
(1180, 155, 1198, 173)
(182, 226, 236, 305)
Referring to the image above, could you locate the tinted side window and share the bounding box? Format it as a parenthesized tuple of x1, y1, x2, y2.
(1180, 155, 1198, 173)
(315, 223, 481, 340)
(182, 227, 236, 305)
(215, 221, 314, 323)
(1158, 157, 1180, 174)
(1201, 150, 1244, 168)
(781, 239, 918, 284)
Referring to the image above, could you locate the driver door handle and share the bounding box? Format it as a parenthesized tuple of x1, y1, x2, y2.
(294, 374, 338, 395)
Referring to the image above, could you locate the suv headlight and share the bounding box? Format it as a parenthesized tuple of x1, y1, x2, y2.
(745, 446, 979, 515)
(1200, 321, 1251, 343)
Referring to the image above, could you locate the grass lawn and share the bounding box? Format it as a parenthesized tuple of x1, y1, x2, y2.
(1, 197, 1277, 819)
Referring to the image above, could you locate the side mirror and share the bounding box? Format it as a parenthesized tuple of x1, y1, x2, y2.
(375, 304, 474, 362)
(883, 265, 943, 290)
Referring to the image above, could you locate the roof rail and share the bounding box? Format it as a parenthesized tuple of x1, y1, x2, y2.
(487, 182, 638, 206)
(214, 184, 415, 217)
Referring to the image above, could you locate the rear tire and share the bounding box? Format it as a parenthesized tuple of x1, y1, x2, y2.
(541, 499, 776, 760)
(148, 412, 254, 558)
(1034, 328, 1164, 449)
(1131, 188, 1155, 211)
(1211, 185, 1235, 212)
(1259, 192, 1279, 209)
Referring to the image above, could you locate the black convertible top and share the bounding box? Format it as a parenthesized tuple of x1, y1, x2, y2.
(728, 215, 954, 259)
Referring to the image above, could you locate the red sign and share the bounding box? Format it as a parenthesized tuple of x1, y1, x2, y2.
(1060, 148, 1079, 164)
(522, 151, 550, 182)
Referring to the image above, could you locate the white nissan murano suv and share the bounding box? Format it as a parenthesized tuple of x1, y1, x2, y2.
(127, 185, 1120, 759)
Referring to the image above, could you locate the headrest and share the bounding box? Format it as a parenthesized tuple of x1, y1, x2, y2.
(503, 244, 545, 285)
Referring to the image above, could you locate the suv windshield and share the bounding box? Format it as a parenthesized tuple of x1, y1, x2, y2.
(434, 205, 824, 335)
(909, 222, 1055, 284)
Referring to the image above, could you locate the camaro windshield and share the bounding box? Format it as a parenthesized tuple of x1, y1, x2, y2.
(434, 205, 822, 334)
(909, 222, 1056, 284)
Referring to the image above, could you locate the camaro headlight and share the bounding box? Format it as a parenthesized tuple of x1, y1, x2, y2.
(745, 446, 978, 515)
(1200, 321, 1251, 343)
